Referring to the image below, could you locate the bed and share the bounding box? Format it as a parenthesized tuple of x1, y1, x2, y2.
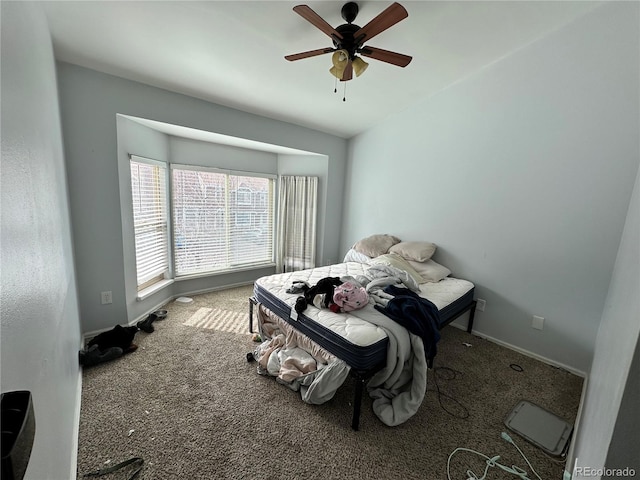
(248, 239, 477, 430)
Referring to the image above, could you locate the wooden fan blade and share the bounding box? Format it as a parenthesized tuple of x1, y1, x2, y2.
(359, 46, 412, 67)
(354, 2, 408, 43)
(285, 48, 335, 61)
(293, 5, 343, 40)
(341, 59, 353, 81)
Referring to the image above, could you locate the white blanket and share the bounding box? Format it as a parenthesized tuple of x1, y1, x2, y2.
(349, 304, 427, 426)
(348, 265, 428, 425)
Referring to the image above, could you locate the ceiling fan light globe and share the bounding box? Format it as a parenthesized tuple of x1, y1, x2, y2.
(352, 57, 369, 77)
(330, 49, 349, 78)
(332, 49, 349, 66)
(329, 66, 344, 79)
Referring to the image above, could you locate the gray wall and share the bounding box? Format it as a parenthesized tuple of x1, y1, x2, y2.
(117, 116, 170, 324)
(57, 63, 348, 333)
(1, 2, 82, 478)
(571, 163, 640, 475)
(604, 339, 640, 478)
(340, 2, 639, 374)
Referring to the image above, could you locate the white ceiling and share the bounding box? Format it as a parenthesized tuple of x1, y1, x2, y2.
(41, 1, 602, 139)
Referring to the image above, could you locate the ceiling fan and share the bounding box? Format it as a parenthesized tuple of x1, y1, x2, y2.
(285, 2, 412, 82)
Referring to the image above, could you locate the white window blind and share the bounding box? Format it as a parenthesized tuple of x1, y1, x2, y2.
(130, 157, 169, 290)
(172, 166, 274, 276)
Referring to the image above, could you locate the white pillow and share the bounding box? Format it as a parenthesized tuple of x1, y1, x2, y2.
(408, 259, 451, 283)
(389, 241, 437, 262)
(369, 253, 424, 284)
(343, 249, 372, 263)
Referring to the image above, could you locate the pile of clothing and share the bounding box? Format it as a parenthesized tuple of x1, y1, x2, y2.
(288, 264, 441, 362)
(290, 277, 369, 314)
(250, 308, 350, 405)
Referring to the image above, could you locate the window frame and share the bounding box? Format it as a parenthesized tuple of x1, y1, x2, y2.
(129, 155, 171, 292)
(169, 163, 276, 279)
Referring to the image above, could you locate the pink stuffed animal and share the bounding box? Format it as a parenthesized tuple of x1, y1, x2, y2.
(332, 281, 369, 312)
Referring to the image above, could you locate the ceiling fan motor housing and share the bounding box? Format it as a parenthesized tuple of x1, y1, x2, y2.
(335, 2, 362, 59)
(333, 23, 361, 59)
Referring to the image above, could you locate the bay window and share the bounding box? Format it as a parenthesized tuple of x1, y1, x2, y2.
(130, 157, 169, 291)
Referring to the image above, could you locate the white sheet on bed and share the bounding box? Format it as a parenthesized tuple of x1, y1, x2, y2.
(256, 262, 388, 347)
(256, 263, 473, 348)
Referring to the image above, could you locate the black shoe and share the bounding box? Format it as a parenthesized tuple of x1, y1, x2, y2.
(136, 314, 157, 333)
(80, 345, 124, 367)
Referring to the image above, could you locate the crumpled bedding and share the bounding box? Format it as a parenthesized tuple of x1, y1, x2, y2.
(350, 304, 427, 426)
(254, 262, 431, 426)
(254, 306, 351, 405)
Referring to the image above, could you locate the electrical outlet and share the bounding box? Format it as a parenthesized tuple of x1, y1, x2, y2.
(532, 315, 545, 330)
(101, 291, 113, 305)
(476, 299, 486, 312)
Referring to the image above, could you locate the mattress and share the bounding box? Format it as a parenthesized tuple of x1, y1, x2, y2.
(254, 262, 474, 371)
(418, 277, 476, 326)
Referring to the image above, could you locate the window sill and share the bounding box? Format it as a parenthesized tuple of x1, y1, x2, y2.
(136, 279, 174, 301)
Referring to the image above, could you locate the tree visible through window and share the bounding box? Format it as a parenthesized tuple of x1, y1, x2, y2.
(172, 167, 274, 276)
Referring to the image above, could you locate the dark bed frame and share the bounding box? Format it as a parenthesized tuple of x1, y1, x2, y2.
(248, 296, 477, 430)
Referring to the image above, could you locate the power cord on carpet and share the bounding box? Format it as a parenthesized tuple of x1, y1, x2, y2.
(83, 457, 144, 480)
(447, 431, 544, 480)
(428, 366, 470, 419)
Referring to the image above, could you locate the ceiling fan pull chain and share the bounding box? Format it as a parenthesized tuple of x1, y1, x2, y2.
(334, 75, 338, 94)
(343, 82, 347, 102)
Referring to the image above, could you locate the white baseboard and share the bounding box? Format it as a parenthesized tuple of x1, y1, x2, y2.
(70, 357, 83, 479)
(83, 281, 255, 340)
(449, 318, 589, 480)
(448, 322, 587, 378)
(170, 280, 254, 303)
(562, 376, 590, 479)
(130, 280, 254, 325)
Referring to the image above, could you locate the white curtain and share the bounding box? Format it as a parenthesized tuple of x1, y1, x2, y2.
(276, 176, 318, 272)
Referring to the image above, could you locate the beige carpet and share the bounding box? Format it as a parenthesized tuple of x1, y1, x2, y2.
(183, 307, 248, 335)
(76, 285, 583, 479)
